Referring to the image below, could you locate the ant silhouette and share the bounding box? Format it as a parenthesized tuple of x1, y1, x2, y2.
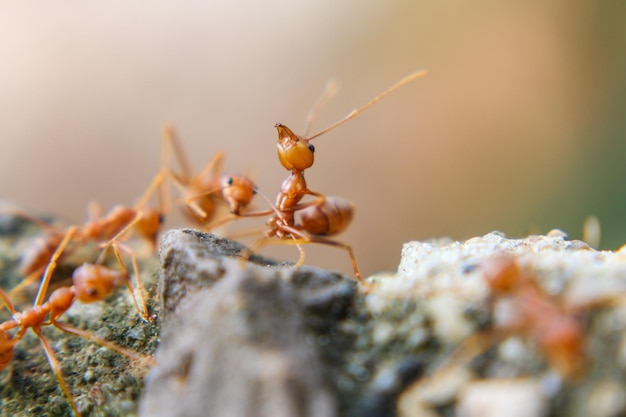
(0, 226, 155, 417)
(238, 70, 428, 284)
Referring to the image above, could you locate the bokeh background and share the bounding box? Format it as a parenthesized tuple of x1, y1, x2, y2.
(1, 1, 625, 278)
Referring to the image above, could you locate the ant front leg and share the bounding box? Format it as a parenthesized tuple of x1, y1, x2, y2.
(34, 225, 78, 307)
(97, 216, 152, 322)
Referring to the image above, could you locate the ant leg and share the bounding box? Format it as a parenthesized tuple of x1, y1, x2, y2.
(95, 211, 145, 265)
(164, 171, 216, 221)
(87, 200, 103, 223)
(201, 213, 239, 232)
(53, 320, 153, 365)
(280, 225, 363, 281)
(162, 123, 193, 181)
(109, 242, 151, 322)
(290, 190, 326, 211)
(162, 126, 225, 210)
(34, 226, 78, 307)
(134, 171, 166, 213)
(248, 231, 365, 285)
(33, 327, 82, 417)
(0, 288, 16, 314)
(182, 186, 223, 219)
(248, 235, 307, 268)
(306, 236, 362, 282)
(95, 220, 151, 322)
(191, 151, 225, 190)
(293, 242, 306, 268)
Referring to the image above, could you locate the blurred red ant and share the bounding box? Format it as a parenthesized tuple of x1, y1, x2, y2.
(160, 125, 257, 228)
(238, 70, 428, 284)
(480, 254, 585, 379)
(0, 226, 154, 417)
(12, 173, 166, 319)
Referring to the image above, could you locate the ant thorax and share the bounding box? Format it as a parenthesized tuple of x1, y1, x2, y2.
(277, 170, 309, 211)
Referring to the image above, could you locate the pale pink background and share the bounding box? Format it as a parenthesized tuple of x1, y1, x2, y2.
(1, 2, 624, 277)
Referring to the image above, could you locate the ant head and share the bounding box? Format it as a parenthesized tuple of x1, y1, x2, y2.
(482, 254, 524, 294)
(72, 264, 126, 303)
(221, 175, 256, 215)
(275, 123, 314, 171)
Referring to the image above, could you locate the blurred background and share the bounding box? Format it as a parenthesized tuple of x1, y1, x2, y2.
(1, 1, 625, 278)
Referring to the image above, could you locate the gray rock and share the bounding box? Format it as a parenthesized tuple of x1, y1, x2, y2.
(141, 229, 355, 417)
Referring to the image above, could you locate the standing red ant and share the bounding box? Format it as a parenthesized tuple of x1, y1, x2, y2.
(0, 226, 154, 417)
(237, 70, 428, 284)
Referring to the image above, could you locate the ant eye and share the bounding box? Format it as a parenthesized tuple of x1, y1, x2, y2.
(158, 214, 165, 225)
(308, 144, 315, 153)
(227, 177, 234, 186)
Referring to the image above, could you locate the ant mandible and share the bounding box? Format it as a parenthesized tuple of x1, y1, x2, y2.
(0, 226, 154, 417)
(239, 70, 428, 284)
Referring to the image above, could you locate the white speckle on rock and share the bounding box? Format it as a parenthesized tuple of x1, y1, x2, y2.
(457, 378, 547, 417)
(410, 365, 474, 406)
(372, 322, 396, 345)
(427, 295, 476, 344)
(498, 337, 529, 363)
(586, 379, 626, 417)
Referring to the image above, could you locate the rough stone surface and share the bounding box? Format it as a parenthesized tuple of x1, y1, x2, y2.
(0, 210, 159, 417)
(141, 229, 355, 417)
(7, 213, 626, 417)
(146, 229, 626, 417)
(372, 231, 626, 417)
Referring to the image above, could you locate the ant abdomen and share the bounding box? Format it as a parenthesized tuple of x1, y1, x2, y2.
(299, 196, 354, 236)
(19, 232, 64, 276)
(0, 331, 14, 369)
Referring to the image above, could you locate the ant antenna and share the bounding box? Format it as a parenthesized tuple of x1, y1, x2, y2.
(306, 69, 428, 141)
(303, 79, 341, 138)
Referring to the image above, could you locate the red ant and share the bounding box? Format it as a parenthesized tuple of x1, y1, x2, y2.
(11, 172, 166, 319)
(407, 254, 587, 404)
(238, 70, 428, 284)
(480, 254, 585, 380)
(160, 124, 257, 228)
(0, 226, 154, 417)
